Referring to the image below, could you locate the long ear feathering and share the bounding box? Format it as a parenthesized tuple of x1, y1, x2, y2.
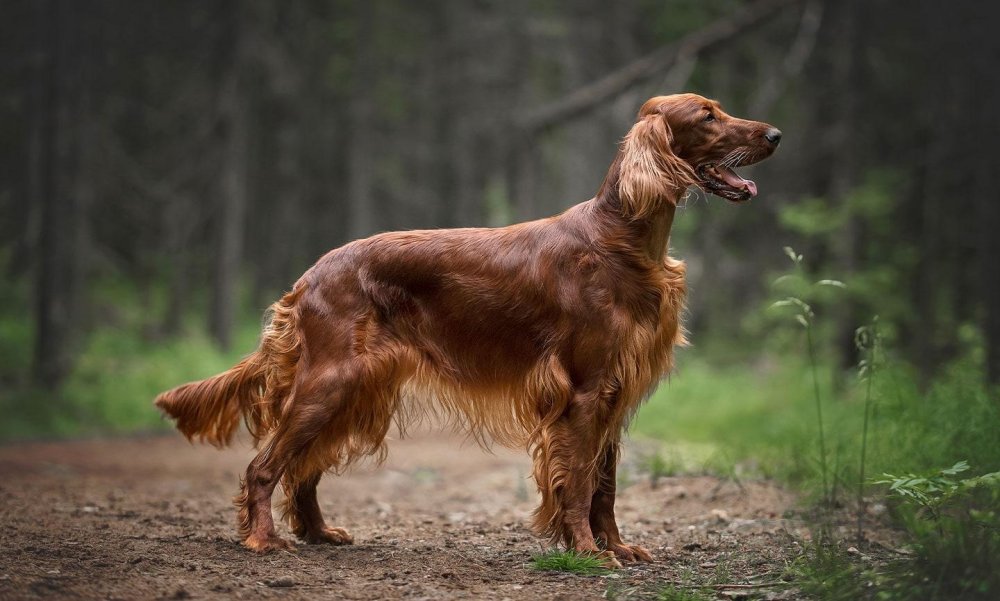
(617, 114, 697, 218)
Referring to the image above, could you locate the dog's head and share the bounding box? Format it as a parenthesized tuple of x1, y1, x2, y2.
(618, 93, 781, 216)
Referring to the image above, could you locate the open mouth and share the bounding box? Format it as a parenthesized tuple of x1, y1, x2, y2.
(697, 163, 758, 203)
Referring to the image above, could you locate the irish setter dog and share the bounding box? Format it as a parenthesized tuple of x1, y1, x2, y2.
(155, 93, 780, 565)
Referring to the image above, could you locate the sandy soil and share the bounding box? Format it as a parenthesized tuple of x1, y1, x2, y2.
(0, 430, 815, 600)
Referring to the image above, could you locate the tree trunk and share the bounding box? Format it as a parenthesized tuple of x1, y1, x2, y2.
(32, 0, 77, 388)
(508, 1, 537, 222)
(980, 180, 1000, 385)
(208, 6, 250, 351)
(12, 1, 48, 281)
(347, 2, 377, 239)
(972, 12, 1000, 384)
(828, 0, 862, 375)
(162, 192, 194, 337)
(265, 119, 302, 294)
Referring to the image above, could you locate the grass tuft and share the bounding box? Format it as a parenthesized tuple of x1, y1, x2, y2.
(789, 543, 876, 601)
(529, 550, 612, 576)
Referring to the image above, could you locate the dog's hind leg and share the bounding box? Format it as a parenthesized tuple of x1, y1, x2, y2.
(235, 367, 361, 553)
(234, 423, 300, 552)
(281, 468, 353, 545)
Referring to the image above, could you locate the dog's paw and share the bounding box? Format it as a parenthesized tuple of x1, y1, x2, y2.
(568, 542, 624, 569)
(244, 533, 295, 553)
(593, 549, 624, 569)
(304, 526, 354, 545)
(606, 543, 653, 563)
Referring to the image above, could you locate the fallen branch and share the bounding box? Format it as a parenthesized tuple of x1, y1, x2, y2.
(516, 0, 801, 132)
(710, 581, 786, 589)
(663, 580, 787, 590)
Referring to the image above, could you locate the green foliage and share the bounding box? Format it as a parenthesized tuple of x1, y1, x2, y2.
(637, 239, 1000, 601)
(770, 247, 847, 505)
(0, 277, 32, 380)
(874, 463, 1000, 599)
(855, 316, 881, 539)
(0, 279, 262, 442)
(634, 240, 999, 598)
(788, 543, 877, 601)
(875, 462, 991, 519)
(790, 463, 1000, 601)
(529, 550, 612, 576)
(775, 171, 919, 346)
(865, 359, 1000, 481)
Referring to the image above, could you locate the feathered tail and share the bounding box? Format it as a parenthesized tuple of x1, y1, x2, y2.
(154, 286, 305, 447)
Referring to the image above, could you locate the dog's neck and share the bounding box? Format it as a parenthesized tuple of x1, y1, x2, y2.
(642, 202, 678, 260)
(593, 155, 684, 262)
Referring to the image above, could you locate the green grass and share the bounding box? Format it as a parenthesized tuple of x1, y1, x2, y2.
(633, 351, 830, 485)
(633, 351, 1000, 498)
(788, 542, 878, 601)
(529, 550, 613, 576)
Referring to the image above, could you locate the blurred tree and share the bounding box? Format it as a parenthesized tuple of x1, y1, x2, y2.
(209, 0, 251, 351)
(32, 0, 86, 388)
(2, 0, 998, 389)
(346, 0, 376, 240)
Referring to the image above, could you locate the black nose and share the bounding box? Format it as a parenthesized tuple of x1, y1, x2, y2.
(764, 128, 782, 146)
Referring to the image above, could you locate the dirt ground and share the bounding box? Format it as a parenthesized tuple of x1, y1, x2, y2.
(0, 429, 825, 600)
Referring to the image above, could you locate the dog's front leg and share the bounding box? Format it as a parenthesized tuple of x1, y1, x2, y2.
(589, 441, 653, 563)
(531, 400, 621, 567)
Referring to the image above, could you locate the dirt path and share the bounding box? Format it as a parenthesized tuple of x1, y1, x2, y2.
(0, 431, 806, 600)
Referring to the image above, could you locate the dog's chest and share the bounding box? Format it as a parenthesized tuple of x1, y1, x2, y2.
(597, 256, 687, 393)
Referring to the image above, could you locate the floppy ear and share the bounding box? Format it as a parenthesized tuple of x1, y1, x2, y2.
(618, 114, 697, 218)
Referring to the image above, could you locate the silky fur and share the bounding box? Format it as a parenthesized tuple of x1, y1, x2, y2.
(154, 93, 779, 561)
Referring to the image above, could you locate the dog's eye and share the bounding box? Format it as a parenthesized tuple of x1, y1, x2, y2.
(703, 113, 715, 123)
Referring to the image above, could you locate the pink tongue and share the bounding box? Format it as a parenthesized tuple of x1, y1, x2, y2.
(718, 165, 757, 197)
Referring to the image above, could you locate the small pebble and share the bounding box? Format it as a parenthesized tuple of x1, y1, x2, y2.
(266, 576, 295, 588)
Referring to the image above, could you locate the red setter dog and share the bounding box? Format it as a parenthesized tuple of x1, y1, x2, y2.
(155, 93, 780, 564)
